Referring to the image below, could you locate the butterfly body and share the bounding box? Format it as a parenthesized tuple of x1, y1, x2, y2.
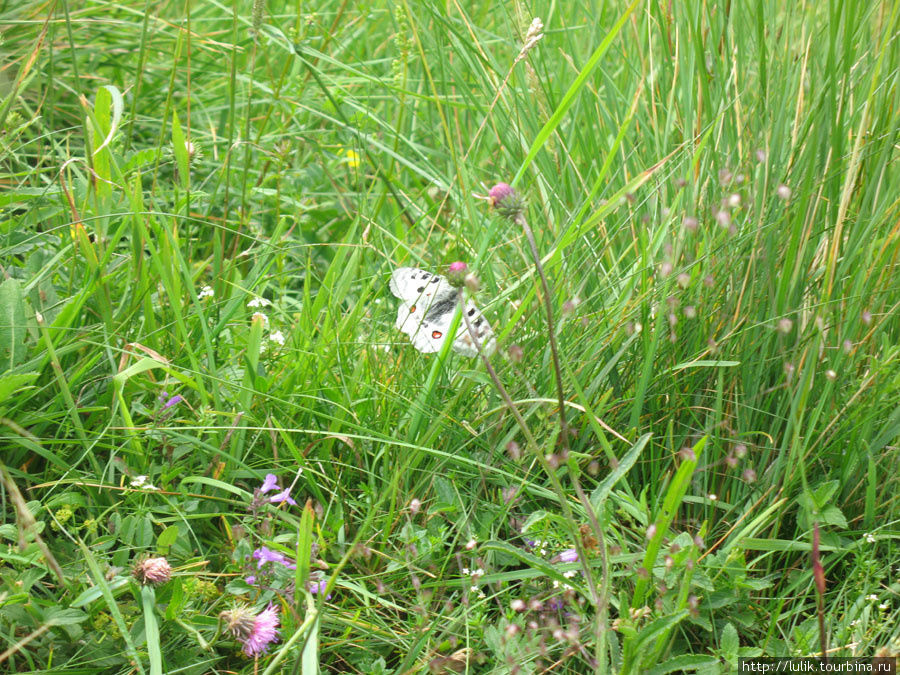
(389, 267, 496, 357)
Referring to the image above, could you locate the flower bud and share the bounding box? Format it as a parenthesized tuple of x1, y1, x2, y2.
(446, 261, 468, 287)
(487, 182, 525, 221)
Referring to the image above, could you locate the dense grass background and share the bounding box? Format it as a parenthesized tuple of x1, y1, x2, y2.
(2, 0, 899, 672)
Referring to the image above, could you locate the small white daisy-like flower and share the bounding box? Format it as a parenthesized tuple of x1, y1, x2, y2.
(198, 285, 214, 300)
(247, 297, 271, 308)
(472, 568, 485, 579)
(251, 312, 269, 328)
(131, 475, 149, 487)
(879, 603, 889, 610)
(866, 594, 878, 602)
(461, 567, 470, 576)
(552, 579, 560, 589)
(850, 619, 860, 627)
(269, 330, 285, 346)
(708, 493, 717, 501)
(864, 533, 876, 544)
(563, 570, 577, 579)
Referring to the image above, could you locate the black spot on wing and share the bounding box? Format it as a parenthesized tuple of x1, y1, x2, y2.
(424, 293, 459, 323)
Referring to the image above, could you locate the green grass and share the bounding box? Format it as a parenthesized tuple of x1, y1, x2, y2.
(2, 0, 899, 672)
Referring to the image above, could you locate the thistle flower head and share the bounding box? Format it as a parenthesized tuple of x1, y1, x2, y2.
(487, 182, 525, 222)
(133, 556, 172, 585)
(446, 261, 468, 287)
(222, 603, 280, 657)
(220, 605, 257, 641)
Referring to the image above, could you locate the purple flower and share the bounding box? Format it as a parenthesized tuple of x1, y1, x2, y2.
(252, 546, 296, 570)
(245, 575, 256, 585)
(558, 548, 578, 563)
(307, 576, 332, 599)
(260, 474, 279, 493)
(268, 487, 297, 506)
(308, 579, 328, 595)
(241, 603, 280, 657)
(162, 394, 183, 410)
(546, 597, 565, 611)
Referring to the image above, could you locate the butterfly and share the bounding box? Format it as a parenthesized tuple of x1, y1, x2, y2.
(389, 267, 496, 357)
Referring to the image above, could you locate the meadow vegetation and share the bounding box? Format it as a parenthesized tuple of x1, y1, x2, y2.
(1, 0, 899, 672)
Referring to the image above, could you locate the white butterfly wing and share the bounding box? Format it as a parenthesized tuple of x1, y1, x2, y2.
(389, 267, 496, 357)
(453, 299, 496, 357)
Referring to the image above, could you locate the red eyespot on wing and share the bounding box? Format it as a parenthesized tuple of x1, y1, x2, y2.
(410, 305, 416, 313)
(432, 331, 443, 339)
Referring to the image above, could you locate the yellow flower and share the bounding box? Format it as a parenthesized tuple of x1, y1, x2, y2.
(343, 148, 360, 168)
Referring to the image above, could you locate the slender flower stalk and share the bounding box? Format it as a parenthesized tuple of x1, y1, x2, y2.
(484, 182, 610, 673)
(812, 523, 827, 662)
(457, 284, 606, 667)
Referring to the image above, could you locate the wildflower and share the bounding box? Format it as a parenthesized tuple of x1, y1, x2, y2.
(269, 330, 285, 346)
(777, 318, 793, 334)
(446, 261, 468, 288)
(776, 184, 791, 200)
(409, 498, 421, 515)
(308, 579, 328, 595)
(511, 599, 526, 612)
(465, 538, 477, 551)
(229, 603, 279, 657)
(879, 603, 889, 610)
(866, 594, 879, 602)
(133, 557, 172, 585)
(557, 548, 578, 563)
(130, 475, 160, 491)
(251, 311, 269, 328)
(506, 440, 522, 460)
(162, 394, 183, 410)
(864, 533, 876, 544)
(825, 369, 837, 381)
(252, 546, 296, 570)
(247, 297, 271, 308)
(343, 148, 360, 168)
(645, 524, 657, 540)
(199, 285, 214, 300)
(269, 487, 297, 506)
(708, 493, 717, 501)
(260, 474, 279, 493)
(486, 182, 525, 221)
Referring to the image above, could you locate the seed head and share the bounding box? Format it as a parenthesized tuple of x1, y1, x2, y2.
(776, 184, 791, 200)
